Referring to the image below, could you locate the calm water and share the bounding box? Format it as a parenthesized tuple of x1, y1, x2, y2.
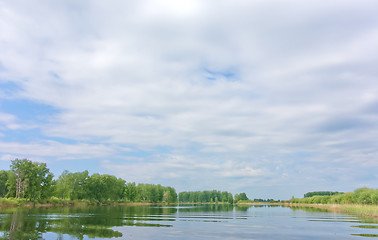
(0, 204, 377, 239)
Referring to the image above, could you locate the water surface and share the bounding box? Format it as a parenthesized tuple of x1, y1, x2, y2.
(0, 204, 377, 239)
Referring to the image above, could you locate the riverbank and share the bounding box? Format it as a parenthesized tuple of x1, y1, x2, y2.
(0, 197, 177, 208)
(1, 197, 377, 218)
(234, 202, 378, 218)
(283, 203, 378, 218)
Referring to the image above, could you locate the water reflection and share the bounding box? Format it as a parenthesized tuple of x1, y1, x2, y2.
(0, 207, 123, 239)
(352, 225, 378, 229)
(0, 205, 376, 239)
(287, 206, 378, 238)
(351, 234, 378, 237)
(0, 206, 178, 239)
(177, 204, 234, 212)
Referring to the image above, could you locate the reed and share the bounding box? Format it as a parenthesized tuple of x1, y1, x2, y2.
(283, 203, 378, 218)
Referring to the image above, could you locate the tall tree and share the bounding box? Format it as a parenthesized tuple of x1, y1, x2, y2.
(8, 159, 54, 200)
(0, 170, 9, 197)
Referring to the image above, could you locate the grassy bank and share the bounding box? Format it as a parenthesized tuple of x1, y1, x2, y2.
(283, 203, 378, 218)
(0, 197, 93, 207)
(0, 197, 176, 208)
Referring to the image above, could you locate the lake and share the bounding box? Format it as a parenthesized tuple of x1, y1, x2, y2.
(0, 204, 377, 239)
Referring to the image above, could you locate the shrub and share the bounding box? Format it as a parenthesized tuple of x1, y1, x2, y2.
(329, 194, 344, 204)
(341, 192, 356, 204)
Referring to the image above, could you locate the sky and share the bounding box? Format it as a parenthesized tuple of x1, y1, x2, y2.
(0, 0, 377, 200)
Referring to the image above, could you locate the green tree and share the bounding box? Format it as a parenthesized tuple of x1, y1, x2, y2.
(0, 170, 9, 197)
(167, 187, 177, 203)
(125, 182, 137, 202)
(7, 159, 54, 200)
(235, 192, 249, 202)
(55, 170, 71, 199)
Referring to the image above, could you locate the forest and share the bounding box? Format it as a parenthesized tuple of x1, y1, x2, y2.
(178, 190, 234, 203)
(0, 159, 177, 204)
(0, 159, 255, 205)
(0, 159, 247, 205)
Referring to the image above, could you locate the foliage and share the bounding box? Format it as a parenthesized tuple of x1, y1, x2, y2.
(178, 190, 233, 204)
(304, 191, 342, 198)
(291, 188, 378, 205)
(125, 183, 177, 203)
(253, 198, 280, 203)
(0, 170, 9, 197)
(0, 159, 178, 205)
(234, 192, 249, 203)
(6, 159, 54, 200)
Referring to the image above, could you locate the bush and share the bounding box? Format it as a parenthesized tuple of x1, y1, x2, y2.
(371, 189, 378, 205)
(329, 194, 344, 204)
(292, 188, 377, 205)
(48, 196, 65, 204)
(354, 188, 377, 205)
(341, 192, 356, 204)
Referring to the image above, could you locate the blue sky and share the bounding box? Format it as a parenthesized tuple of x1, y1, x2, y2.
(0, 0, 377, 199)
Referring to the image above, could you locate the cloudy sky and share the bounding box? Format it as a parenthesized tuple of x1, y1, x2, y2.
(0, 0, 377, 199)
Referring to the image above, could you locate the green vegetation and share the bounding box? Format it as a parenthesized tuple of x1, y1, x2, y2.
(291, 188, 378, 205)
(178, 191, 254, 204)
(178, 190, 234, 204)
(1, 158, 377, 215)
(234, 192, 249, 202)
(0, 159, 177, 205)
(7, 159, 54, 200)
(0, 170, 9, 197)
(304, 191, 342, 198)
(252, 198, 280, 203)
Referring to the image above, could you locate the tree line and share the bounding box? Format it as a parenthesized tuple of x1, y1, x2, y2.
(0, 159, 177, 204)
(303, 191, 342, 198)
(0, 159, 257, 205)
(178, 190, 250, 204)
(292, 188, 378, 205)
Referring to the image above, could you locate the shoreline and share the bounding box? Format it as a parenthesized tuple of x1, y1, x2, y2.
(1, 200, 377, 218)
(237, 202, 378, 218)
(0, 200, 177, 208)
(283, 203, 378, 218)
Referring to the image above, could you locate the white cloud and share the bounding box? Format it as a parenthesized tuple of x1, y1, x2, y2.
(0, 0, 377, 197)
(0, 141, 115, 161)
(220, 167, 264, 178)
(0, 112, 27, 130)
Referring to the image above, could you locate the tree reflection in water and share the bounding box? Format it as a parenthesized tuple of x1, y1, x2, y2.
(0, 207, 130, 240)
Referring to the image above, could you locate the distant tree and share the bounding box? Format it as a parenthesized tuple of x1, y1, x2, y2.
(179, 190, 233, 203)
(167, 187, 177, 203)
(234, 192, 249, 202)
(304, 191, 342, 198)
